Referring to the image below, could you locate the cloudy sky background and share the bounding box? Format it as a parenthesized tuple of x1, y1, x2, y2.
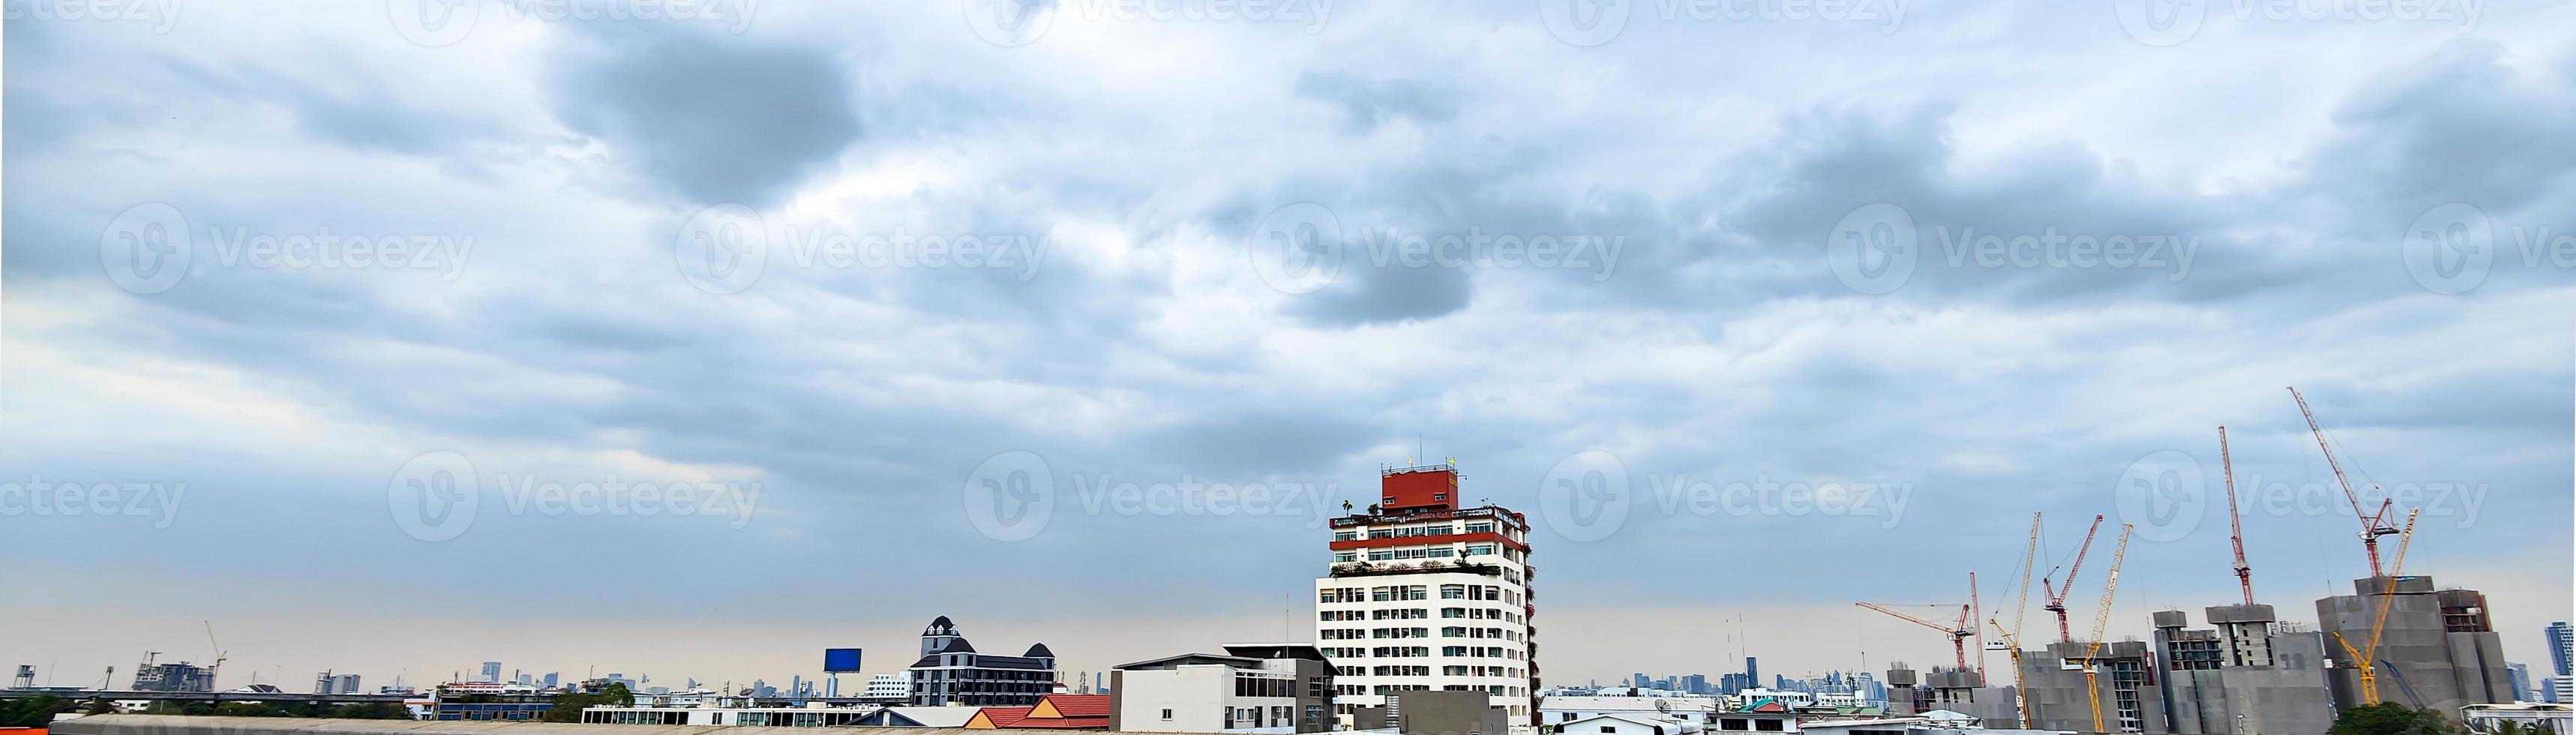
(2, 0, 2572, 692)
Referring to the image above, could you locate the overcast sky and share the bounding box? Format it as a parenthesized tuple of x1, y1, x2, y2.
(2, 0, 2571, 694)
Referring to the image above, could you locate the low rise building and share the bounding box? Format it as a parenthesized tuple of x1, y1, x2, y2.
(1109, 644, 1336, 733)
(907, 616, 1059, 706)
(1540, 695, 1720, 728)
(1552, 712, 1702, 735)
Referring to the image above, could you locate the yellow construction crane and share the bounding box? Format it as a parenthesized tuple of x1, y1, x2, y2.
(1988, 620, 2030, 727)
(2330, 508, 2422, 706)
(2080, 524, 2134, 734)
(1997, 512, 2041, 727)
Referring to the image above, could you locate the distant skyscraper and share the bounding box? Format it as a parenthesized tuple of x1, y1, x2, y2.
(1745, 657, 1758, 692)
(516, 673, 532, 686)
(2548, 622, 2573, 677)
(541, 673, 559, 688)
(2508, 663, 2533, 701)
(478, 662, 501, 683)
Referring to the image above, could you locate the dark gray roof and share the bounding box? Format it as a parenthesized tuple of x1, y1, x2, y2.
(1022, 644, 1054, 658)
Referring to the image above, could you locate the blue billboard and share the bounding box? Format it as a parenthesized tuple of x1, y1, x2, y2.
(823, 648, 862, 673)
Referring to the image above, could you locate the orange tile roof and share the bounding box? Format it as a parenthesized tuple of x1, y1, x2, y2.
(966, 706, 1035, 730)
(1008, 717, 1109, 729)
(1031, 694, 1111, 718)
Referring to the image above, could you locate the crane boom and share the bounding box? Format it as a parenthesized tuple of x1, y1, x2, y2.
(2012, 513, 2038, 645)
(2042, 514, 2106, 642)
(1856, 602, 1974, 671)
(2218, 426, 2254, 605)
(1969, 572, 1984, 676)
(2080, 524, 2135, 735)
(2332, 508, 2422, 705)
(2290, 386, 2400, 575)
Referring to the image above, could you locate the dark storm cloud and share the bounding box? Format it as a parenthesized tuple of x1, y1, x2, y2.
(546, 26, 862, 207)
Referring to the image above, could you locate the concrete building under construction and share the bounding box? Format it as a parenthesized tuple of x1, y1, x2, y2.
(2148, 604, 2336, 735)
(2017, 639, 2161, 733)
(1882, 665, 2018, 725)
(2316, 574, 2515, 718)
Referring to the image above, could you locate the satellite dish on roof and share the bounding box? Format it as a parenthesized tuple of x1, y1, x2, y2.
(1655, 699, 1670, 713)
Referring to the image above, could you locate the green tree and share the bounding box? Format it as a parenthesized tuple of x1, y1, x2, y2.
(538, 682, 632, 723)
(2326, 703, 2468, 735)
(0, 694, 73, 728)
(331, 702, 412, 720)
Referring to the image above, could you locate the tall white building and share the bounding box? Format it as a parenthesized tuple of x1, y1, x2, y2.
(1314, 464, 1536, 724)
(865, 672, 912, 699)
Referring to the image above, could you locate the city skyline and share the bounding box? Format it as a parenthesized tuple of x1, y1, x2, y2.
(3, 0, 2571, 710)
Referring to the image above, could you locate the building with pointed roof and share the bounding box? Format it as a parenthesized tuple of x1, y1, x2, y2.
(907, 616, 1060, 706)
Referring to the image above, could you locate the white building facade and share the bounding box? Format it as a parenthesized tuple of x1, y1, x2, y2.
(1315, 465, 1537, 723)
(864, 673, 910, 699)
(1540, 696, 1720, 728)
(1110, 646, 1334, 733)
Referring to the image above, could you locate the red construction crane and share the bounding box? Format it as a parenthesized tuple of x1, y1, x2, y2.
(2218, 425, 2254, 604)
(1857, 602, 1973, 671)
(2040, 514, 2105, 642)
(2289, 386, 2401, 576)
